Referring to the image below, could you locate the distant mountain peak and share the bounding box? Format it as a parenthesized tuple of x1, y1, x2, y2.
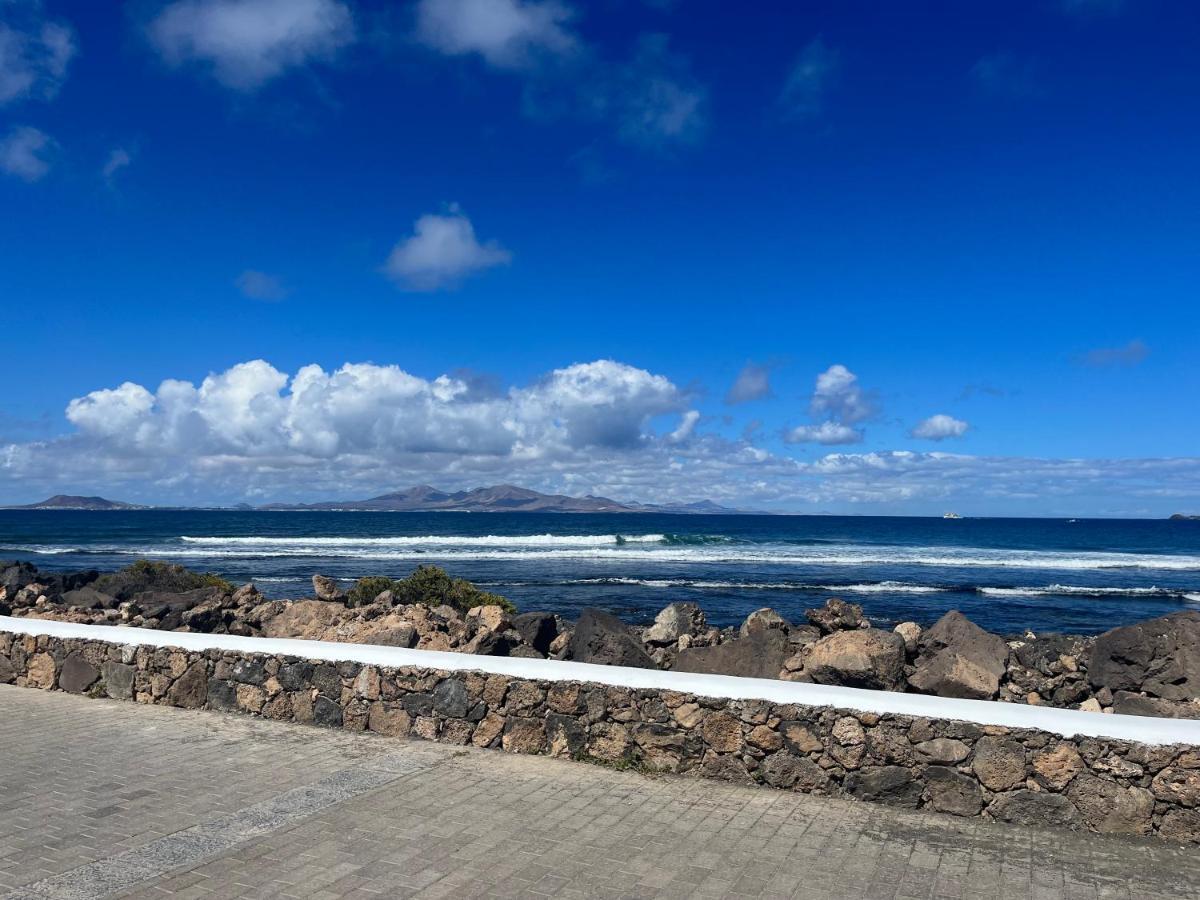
(259, 484, 749, 514)
(5, 494, 139, 510)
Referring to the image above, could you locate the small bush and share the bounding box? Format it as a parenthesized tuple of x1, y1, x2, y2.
(347, 565, 516, 614)
(94, 560, 234, 600)
(345, 575, 399, 607)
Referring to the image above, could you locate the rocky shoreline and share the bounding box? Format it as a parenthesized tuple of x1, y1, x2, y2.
(3, 560, 1198, 720)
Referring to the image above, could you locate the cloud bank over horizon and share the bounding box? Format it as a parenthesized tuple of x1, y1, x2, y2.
(3, 357, 1197, 517)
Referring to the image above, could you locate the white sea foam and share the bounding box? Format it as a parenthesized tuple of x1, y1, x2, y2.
(180, 533, 667, 547)
(11, 537, 1200, 573)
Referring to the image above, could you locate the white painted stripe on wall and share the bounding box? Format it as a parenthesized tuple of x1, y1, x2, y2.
(4, 614, 1199, 747)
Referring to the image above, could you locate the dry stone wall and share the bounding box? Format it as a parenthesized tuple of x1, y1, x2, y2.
(2, 627, 1199, 844)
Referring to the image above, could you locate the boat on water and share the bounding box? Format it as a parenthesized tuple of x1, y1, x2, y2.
(943, 512, 963, 519)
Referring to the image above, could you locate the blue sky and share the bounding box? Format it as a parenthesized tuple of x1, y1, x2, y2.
(1, 0, 1198, 514)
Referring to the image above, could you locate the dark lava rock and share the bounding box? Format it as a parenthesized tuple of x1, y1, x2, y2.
(805, 598, 864, 634)
(433, 678, 469, 718)
(0, 561, 38, 596)
(925, 766, 984, 817)
(133, 588, 222, 629)
(674, 627, 791, 680)
(909, 610, 1010, 700)
(1111, 691, 1200, 719)
(987, 790, 1082, 829)
(1088, 611, 1200, 701)
(59, 652, 100, 694)
(566, 609, 657, 669)
(313, 694, 343, 727)
(102, 661, 134, 700)
(844, 766, 922, 808)
(512, 612, 558, 655)
(61, 586, 118, 610)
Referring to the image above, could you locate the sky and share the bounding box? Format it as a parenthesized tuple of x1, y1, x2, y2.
(1, 0, 1198, 516)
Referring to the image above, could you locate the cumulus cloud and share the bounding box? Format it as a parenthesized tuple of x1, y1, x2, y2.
(784, 422, 862, 446)
(779, 37, 838, 121)
(4, 358, 1200, 515)
(0, 4, 76, 106)
(147, 0, 355, 90)
(3, 359, 686, 501)
(1079, 339, 1148, 367)
(384, 206, 512, 291)
(809, 364, 875, 424)
(0, 125, 53, 181)
(236, 269, 288, 301)
(725, 362, 772, 405)
(414, 0, 577, 69)
(911, 414, 969, 441)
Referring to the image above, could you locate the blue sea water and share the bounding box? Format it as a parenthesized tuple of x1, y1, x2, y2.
(2, 511, 1198, 635)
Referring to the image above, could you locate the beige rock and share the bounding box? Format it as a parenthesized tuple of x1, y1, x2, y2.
(1032, 744, 1085, 791)
(236, 684, 266, 713)
(1079, 698, 1102, 713)
(262, 693, 293, 720)
(672, 702, 706, 729)
(483, 674, 509, 707)
(893, 621, 921, 653)
(698, 711, 743, 753)
(502, 718, 546, 754)
(413, 716, 440, 740)
(471, 713, 505, 748)
(367, 702, 410, 737)
(26, 652, 56, 689)
(748, 724, 783, 752)
(781, 722, 823, 754)
(587, 722, 632, 761)
(468, 604, 511, 634)
(353, 666, 381, 700)
(547, 682, 584, 714)
(832, 716, 865, 746)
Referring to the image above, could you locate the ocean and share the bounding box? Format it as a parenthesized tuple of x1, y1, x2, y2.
(2, 510, 1198, 635)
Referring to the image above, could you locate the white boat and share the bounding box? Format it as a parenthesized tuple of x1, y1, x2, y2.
(943, 512, 962, 519)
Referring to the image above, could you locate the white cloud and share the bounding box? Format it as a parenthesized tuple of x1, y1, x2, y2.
(4, 357, 1200, 516)
(0, 5, 76, 106)
(784, 421, 862, 445)
(0, 125, 53, 181)
(384, 207, 512, 291)
(780, 37, 838, 120)
(147, 0, 355, 90)
(667, 410, 700, 443)
(809, 364, 875, 424)
(415, 0, 577, 69)
(725, 362, 772, 405)
(102, 147, 132, 180)
(236, 269, 288, 301)
(911, 414, 969, 441)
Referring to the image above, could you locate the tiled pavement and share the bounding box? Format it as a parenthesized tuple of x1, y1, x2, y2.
(1, 686, 1198, 900)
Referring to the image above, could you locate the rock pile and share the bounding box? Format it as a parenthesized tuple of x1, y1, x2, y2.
(4, 560, 1200, 719)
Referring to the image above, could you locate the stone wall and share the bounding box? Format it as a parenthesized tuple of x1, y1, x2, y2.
(2, 627, 1199, 844)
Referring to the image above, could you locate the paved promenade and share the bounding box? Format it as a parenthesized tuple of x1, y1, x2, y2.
(1, 686, 1197, 900)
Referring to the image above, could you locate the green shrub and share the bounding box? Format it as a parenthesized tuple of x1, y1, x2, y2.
(347, 565, 516, 614)
(94, 560, 234, 599)
(345, 575, 399, 608)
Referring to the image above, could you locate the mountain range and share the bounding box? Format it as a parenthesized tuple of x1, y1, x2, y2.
(4, 486, 747, 514)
